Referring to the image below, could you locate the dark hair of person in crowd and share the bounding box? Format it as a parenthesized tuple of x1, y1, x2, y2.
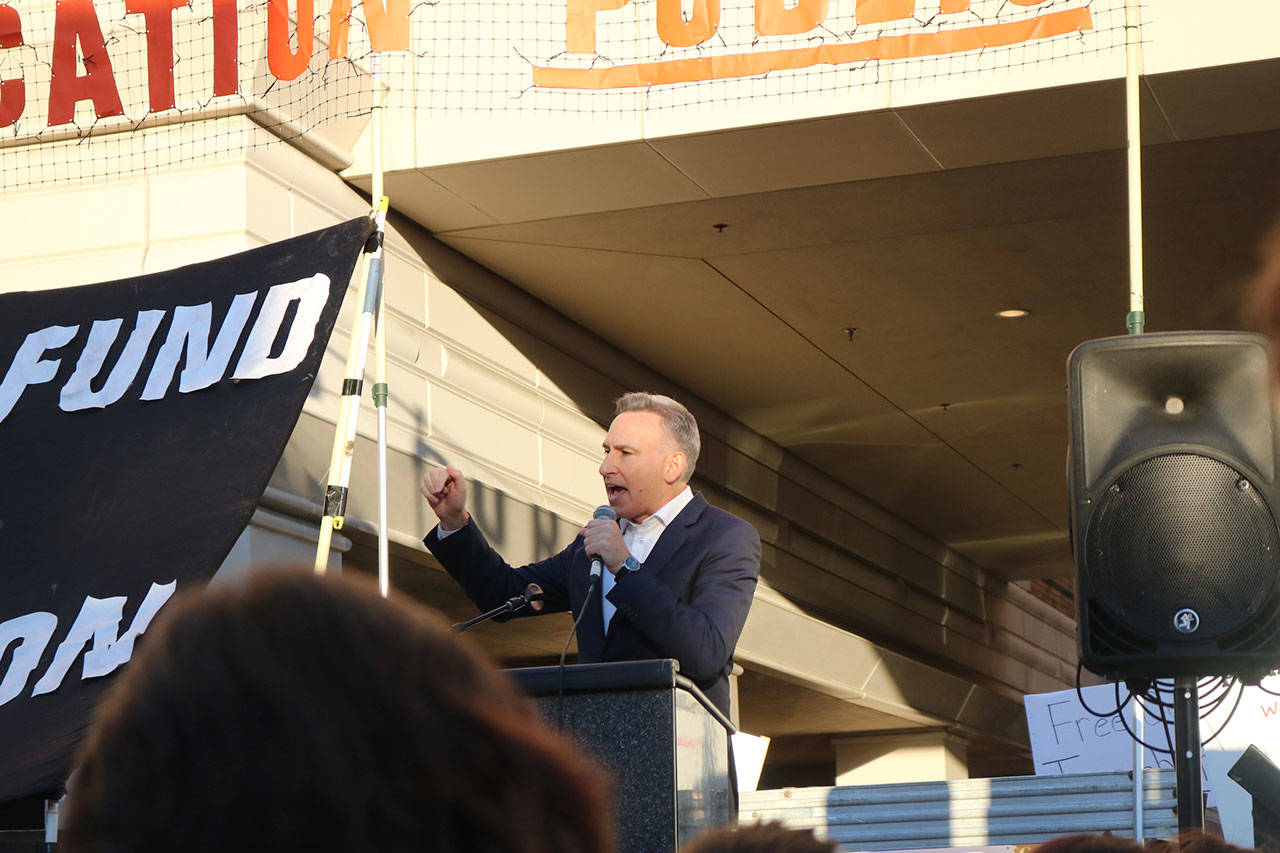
(1150, 831, 1259, 853)
(1035, 834, 1149, 853)
(681, 820, 836, 853)
(60, 567, 615, 853)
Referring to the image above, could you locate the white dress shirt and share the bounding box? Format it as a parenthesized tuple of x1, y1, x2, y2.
(602, 485, 694, 633)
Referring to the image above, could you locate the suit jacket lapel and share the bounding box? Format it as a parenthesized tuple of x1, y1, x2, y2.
(602, 493, 707, 647)
(631, 492, 706, 580)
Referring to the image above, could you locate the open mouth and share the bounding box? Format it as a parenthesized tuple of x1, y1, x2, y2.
(606, 485, 628, 500)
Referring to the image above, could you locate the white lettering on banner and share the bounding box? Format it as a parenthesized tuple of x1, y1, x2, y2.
(0, 612, 58, 706)
(141, 292, 257, 399)
(61, 310, 167, 411)
(233, 275, 330, 380)
(0, 273, 332, 425)
(0, 581, 177, 707)
(0, 325, 79, 423)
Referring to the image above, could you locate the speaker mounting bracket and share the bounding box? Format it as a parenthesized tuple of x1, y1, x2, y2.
(1173, 675, 1205, 833)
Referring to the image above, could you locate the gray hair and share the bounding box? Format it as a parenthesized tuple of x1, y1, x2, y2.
(614, 392, 700, 483)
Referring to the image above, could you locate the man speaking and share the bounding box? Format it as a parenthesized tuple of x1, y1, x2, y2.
(421, 392, 760, 717)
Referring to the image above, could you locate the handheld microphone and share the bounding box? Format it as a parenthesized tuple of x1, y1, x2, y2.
(560, 510, 614, 728)
(588, 504, 617, 580)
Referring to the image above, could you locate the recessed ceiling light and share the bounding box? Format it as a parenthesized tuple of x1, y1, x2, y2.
(996, 308, 1030, 318)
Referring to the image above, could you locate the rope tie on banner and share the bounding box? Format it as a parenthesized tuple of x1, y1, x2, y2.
(314, 197, 390, 575)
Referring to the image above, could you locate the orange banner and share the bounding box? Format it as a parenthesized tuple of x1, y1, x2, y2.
(533, 5, 1092, 90)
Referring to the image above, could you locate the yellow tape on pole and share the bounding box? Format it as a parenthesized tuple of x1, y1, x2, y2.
(314, 230, 374, 574)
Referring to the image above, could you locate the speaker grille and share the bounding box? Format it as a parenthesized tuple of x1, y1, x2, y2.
(1084, 598, 1158, 658)
(1084, 453, 1280, 643)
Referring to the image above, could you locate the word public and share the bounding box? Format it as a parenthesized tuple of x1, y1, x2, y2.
(0, 0, 408, 128)
(536, 0, 1093, 89)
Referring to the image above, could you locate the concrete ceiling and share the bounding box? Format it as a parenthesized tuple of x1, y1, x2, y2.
(376, 58, 1280, 583)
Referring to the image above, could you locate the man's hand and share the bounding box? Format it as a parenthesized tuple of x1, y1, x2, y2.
(581, 517, 630, 574)
(420, 465, 470, 531)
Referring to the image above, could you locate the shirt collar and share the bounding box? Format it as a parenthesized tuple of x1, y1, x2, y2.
(622, 485, 693, 531)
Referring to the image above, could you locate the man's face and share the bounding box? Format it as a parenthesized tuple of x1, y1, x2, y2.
(599, 410, 685, 523)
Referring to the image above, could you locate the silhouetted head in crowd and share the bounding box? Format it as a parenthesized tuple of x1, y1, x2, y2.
(1035, 834, 1148, 853)
(681, 821, 836, 853)
(1150, 831, 1259, 853)
(61, 567, 614, 853)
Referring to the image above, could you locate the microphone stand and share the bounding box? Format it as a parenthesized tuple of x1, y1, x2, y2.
(452, 591, 542, 632)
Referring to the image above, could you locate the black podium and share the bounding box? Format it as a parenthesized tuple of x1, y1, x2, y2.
(507, 659, 735, 852)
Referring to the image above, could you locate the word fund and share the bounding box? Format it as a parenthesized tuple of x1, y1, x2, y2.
(0, 273, 331, 425)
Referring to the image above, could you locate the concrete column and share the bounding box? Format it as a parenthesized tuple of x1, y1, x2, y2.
(214, 507, 348, 584)
(832, 728, 969, 785)
(728, 662, 744, 729)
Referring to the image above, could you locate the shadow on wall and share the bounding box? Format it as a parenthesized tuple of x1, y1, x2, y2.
(265, 212, 628, 566)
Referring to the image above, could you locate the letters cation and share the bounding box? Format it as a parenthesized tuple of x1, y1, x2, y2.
(0, 274, 332, 426)
(0, 0, 409, 129)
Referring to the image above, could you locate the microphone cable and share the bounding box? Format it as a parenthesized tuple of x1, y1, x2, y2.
(557, 575, 597, 730)
(555, 505, 615, 729)
(1075, 664, 1254, 761)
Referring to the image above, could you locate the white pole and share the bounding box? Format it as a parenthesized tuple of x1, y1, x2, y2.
(1134, 693, 1145, 842)
(371, 54, 391, 597)
(44, 796, 62, 844)
(372, 54, 385, 205)
(314, 55, 391, 578)
(315, 247, 372, 574)
(1128, 8, 1150, 824)
(1125, 0, 1145, 335)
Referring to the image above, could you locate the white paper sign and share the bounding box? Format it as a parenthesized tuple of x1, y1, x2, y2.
(1026, 679, 1280, 846)
(1024, 684, 1173, 775)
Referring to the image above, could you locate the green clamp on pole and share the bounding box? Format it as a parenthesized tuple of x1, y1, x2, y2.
(372, 383, 389, 407)
(1126, 310, 1145, 335)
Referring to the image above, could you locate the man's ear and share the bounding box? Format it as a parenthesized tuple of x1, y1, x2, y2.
(664, 452, 686, 485)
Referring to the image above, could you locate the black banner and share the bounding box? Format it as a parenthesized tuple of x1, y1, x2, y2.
(0, 216, 374, 801)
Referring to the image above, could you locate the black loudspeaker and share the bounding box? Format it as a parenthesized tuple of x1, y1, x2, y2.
(1068, 331, 1280, 680)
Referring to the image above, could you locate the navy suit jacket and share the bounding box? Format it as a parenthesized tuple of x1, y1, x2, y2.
(424, 492, 760, 717)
